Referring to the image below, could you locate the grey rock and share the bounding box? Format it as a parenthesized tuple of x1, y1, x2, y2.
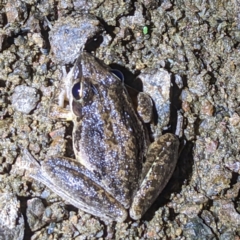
(11, 85, 40, 114)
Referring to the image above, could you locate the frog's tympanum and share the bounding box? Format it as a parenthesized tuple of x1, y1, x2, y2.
(23, 52, 179, 222)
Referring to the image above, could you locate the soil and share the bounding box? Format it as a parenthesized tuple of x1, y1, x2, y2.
(0, 0, 240, 239)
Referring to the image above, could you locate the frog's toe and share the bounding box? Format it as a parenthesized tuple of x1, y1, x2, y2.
(137, 92, 153, 123)
(129, 204, 143, 220)
(21, 149, 41, 173)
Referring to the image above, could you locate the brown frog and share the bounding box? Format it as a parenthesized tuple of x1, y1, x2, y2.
(23, 52, 179, 222)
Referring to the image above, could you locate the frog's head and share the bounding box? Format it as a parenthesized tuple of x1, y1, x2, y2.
(69, 52, 124, 118)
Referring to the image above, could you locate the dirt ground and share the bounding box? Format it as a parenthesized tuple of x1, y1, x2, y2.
(0, 0, 240, 239)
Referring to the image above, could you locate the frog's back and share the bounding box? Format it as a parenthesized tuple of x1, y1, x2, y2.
(72, 52, 147, 208)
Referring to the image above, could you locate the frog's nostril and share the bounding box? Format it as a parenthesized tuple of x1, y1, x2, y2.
(72, 83, 81, 100)
(111, 69, 124, 82)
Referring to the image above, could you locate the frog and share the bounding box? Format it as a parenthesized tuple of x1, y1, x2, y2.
(22, 52, 179, 222)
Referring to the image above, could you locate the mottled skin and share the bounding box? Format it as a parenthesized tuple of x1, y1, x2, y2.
(23, 52, 179, 222)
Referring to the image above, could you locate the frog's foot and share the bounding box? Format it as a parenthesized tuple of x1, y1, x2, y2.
(21, 149, 41, 176)
(136, 92, 153, 123)
(60, 66, 75, 106)
(48, 104, 72, 120)
(48, 66, 75, 120)
(22, 150, 127, 222)
(129, 133, 179, 220)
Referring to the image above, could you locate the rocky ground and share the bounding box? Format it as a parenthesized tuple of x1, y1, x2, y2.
(0, 0, 240, 239)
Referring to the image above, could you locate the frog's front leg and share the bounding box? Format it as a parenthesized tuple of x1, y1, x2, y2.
(22, 150, 127, 222)
(129, 133, 179, 220)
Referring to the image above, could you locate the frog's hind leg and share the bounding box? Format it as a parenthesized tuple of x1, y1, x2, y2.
(129, 133, 179, 220)
(21, 150, 127, 222)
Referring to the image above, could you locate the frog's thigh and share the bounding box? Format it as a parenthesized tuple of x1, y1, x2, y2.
(25, 153, 127, 222)
(129, 133, 179, 220)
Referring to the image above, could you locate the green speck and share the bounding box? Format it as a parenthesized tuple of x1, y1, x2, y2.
(143, 26, 148, 35)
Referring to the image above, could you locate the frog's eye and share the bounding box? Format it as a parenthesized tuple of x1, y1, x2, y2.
(111, 69, 124, 82)
(72, 82, 81, 100)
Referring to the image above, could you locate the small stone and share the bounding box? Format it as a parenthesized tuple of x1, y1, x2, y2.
(42, 203, 68, 223)
(26, 198, 46, 231)
(229, 113, 240, 126)
(205, 138, 218, 154)
(32, 33, 45, 48)
(200, 100, 214, 116)
(175, 74, 183, 89)
(49, 13, 102, 64)
(0, 193, 24, 240)
(188, 71, 210, 97)
(182, 101, 191, 113)
(212, 200, 240, 226)
(5, 0, 27, 23)
(11, 85, 40, 114)
(73, 0, 104, 10)
(70, 215, 78, 224)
